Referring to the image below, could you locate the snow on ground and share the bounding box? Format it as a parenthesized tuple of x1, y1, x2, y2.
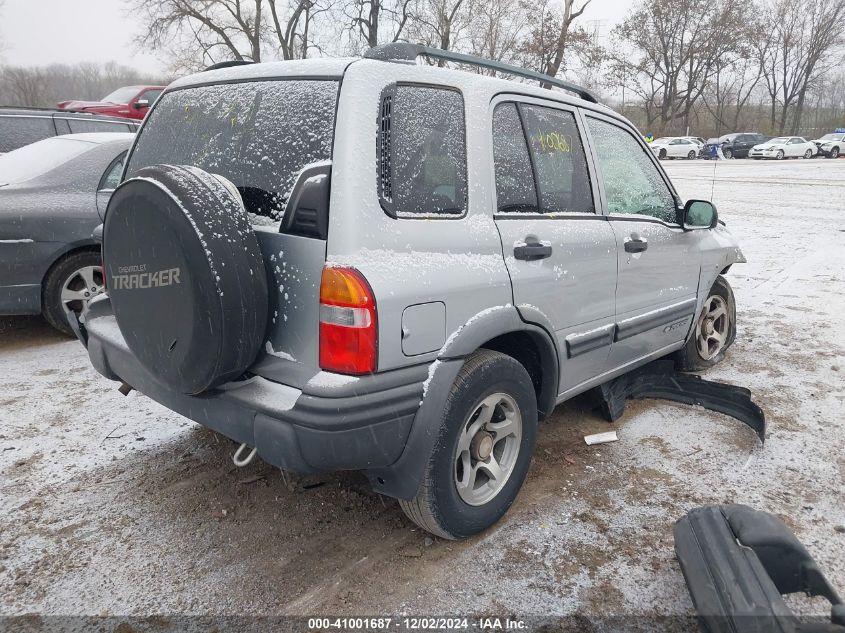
(1, 159, 843, 626)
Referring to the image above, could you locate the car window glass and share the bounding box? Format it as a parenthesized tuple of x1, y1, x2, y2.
(587, 117, 676, 223)
(0, 137, 91, 184)
(0, 115, 55, 153)
(492, 103, 537, 213)
(519, 104, 593, 214)
(127, 79, 338, 223)
(140, 90, 162, 104)
(66, 119, 127, 134)
(379, 85, 467, 217)
(99, 151, 127, 190)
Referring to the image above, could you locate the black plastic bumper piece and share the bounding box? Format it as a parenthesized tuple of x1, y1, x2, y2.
(596, 360, 766, 444)
(674, 505, 845, 633)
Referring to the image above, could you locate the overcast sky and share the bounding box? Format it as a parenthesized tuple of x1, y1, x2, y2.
(0, 0, 630, 74)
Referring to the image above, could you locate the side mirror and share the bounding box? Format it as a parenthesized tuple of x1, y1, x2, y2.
(133, 100, 150, 109)
(682, 200, 718, 230)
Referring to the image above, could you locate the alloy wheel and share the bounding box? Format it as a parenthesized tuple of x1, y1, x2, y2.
(695, 295, 729, 360)
(454, 392, 523, 506)
(60, 265, 104, 316)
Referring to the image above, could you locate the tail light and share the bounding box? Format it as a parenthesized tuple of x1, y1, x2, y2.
(319, 266, 377, 375)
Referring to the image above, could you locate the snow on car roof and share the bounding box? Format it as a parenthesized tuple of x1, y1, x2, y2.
(170, 58, 357, 90)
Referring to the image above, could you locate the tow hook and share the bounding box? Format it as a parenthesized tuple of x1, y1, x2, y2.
(118, 382, 133, 396)
(233, 443, 258, 467)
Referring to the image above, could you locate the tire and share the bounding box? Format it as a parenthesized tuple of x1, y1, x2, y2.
(775, 149, 785, 160)
(659, 149, 667, 160)
(674, 275, 736, 372)
(803, 149, 812, 159)
(42, 250, 104, 336)
(723, 147, 733, 159)
(104, 165, 268, 395)
(399, 350, 538, 539)
(830, 146, 840, 159)
(687, 150, 696, 160)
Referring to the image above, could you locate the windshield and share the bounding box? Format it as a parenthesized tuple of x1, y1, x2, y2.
(0, 137, 92, 185)
(126, 79, 338, 223)
(653, 137, 671, 144)
(101, 87, 140, 103)
(820, 133, 845, 141)
(769, 137, 789, 144)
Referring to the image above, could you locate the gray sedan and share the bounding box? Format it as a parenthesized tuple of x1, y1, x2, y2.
(0, 133, 134, 334)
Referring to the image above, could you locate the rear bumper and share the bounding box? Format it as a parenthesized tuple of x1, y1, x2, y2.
(80, 299, 424, 475)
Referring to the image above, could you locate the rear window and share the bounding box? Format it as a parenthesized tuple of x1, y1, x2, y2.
(378, 84, 467, 217)
(0, 137, 92, 185)
(0, 115, 55, 153)
(66, 118, 134, 134)
(126, 80, 339, 223)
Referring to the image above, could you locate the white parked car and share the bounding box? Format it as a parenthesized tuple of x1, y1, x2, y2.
(650, 137, 700, 160)
(748, 136, 816, 160)
(811, 132, 845, 158)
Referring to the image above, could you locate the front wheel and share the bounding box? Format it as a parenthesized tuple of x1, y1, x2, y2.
(659, 148, 667, 160)
(399, 350, 538, 539)
(776, 149, 785, 160)
(675, 276, 736, 372)
(687, 150, 696, 160)
(803, 149, 813, 159)
(830, 147, 840, 158)
(42, 251, 105, 335)
(723, 147, 733, 159)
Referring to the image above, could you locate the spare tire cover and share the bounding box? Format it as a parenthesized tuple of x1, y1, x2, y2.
(104, 164, 268, 395)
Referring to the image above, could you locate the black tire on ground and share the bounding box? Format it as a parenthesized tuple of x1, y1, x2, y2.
(659, 149, 667, 160)
(42, 250, 103, 336)
(399, 349, 538, 539)
(723, 148, 733, 159)
(776, 150, 785, 160)
(687, 150, 696, 160)
(830, 147, 840, 158)
(675, 275, 737, 372)
(104, 164, 268, 395)
(803, 149, 813, 159)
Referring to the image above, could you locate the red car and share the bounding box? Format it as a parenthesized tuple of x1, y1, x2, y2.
(57, 85, 165, 121)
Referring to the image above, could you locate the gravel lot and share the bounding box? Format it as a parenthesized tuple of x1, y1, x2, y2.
(1, 159, 844, 627)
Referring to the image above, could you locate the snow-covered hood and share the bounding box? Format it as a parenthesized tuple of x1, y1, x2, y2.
(753, 143, 780, 150)
(813, 137, 841, 145)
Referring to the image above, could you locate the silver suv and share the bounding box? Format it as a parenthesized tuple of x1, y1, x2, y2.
(75, 45, 745, 539)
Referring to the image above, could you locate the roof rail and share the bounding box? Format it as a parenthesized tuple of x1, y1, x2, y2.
(204, 60, 255, 72)
(364, 43, 598, 104)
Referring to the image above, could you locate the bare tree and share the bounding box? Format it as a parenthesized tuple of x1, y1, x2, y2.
(467, 0, 528, 67)
(409, 0, 473, 64)
(341, 0, 413, 51)
(517, 0, 591, 78)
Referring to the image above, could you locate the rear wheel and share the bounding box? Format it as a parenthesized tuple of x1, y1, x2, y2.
(675, 276, 736, 372)
(42, 251, 104, 336)
(399, 350, 538, 539)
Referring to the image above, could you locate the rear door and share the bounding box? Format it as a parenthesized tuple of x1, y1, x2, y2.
(491, 97, 617, 394)
(583, 113, 702, 370)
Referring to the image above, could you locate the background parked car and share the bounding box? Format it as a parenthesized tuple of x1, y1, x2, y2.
(718, 133, 770, 159)
(0, 107, 139, 155)
(650, 136, 701, 159)
(749, 136, 816, 160)
(0, 133, 134, 334)
(57, 85, 165, 121)
(811, 131, 845, 158)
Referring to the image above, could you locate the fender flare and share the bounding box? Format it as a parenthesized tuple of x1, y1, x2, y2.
(366, 304, 559, 500)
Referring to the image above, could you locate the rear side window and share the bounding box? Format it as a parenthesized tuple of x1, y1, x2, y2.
(126, 80, 338, 223)
(66, 119, 132, 134)
(0, 116, 55, 153)
(492, 103, 537, 213)
(378, 84, 467, 217)
(519, 105, 594, 214)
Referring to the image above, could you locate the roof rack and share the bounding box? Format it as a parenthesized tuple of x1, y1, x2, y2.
(363, 43, 598, 104)
(204, 60, 255, 72)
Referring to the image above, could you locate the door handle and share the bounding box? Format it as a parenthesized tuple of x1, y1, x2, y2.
(624, 236, 648, 253)
(514, 241, 552, 261)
